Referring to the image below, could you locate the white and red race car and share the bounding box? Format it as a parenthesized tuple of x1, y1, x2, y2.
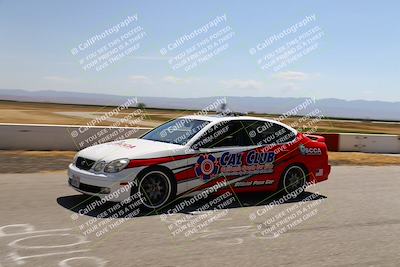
(68, 115, 330, 208)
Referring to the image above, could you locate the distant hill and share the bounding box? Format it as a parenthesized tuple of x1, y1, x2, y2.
(0, 89, 399, 121)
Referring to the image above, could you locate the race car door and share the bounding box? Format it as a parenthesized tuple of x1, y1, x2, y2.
(190, 120, 260, 187)
(239, 119, 298, 187)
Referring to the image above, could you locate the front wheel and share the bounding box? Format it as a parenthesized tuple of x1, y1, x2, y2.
(280, 165, 307, 195)
(136, 169, 175, 209)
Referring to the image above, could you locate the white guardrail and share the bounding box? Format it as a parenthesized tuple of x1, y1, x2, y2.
(338, 133, 400, 153)
(0, 123, 399, 153)
(0, 123, 151, 151)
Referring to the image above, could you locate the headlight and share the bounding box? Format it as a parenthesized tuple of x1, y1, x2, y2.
(104, 158, 130, 173)
(93, 161, 106, 172)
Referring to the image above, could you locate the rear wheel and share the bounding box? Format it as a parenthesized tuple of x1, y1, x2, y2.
(280, 165, 307, 195)
(136, 169, 175, 209)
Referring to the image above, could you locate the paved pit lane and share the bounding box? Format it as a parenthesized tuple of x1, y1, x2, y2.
(0, 166, 399, 266)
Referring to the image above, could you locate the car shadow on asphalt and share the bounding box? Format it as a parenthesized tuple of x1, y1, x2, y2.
(57, 191, 326, 219)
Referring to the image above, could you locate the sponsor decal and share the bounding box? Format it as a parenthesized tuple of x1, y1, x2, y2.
(315, 168, 324, 177)
(107, 141, 136, 149)
(195, 154, 220, 181)
(234, 180, 274, 187)
(299, 144, 321, 156)
(195, 150, 275, 180)
(220, 151, 275, 175)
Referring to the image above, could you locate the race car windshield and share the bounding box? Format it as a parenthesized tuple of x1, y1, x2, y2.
(141, 119, 210, 145)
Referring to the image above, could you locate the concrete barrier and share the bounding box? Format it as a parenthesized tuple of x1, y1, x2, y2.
(336, 134, 361, 152)
(0, 124, 399, 153)
(338, 133, 400, 153)
(0, 123, 150, 151)
(318, 132, 400, 153)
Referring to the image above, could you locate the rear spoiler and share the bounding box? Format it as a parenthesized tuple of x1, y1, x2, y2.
(304, 134, 326, 143)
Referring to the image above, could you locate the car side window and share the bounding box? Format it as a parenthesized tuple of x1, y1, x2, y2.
(192, 121, 252, 149)
(243, 120, 296, 146)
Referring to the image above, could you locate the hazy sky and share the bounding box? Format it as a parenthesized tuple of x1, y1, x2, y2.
(0, 0, 399, 101)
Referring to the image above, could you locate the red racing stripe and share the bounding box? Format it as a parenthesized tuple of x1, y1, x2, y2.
(175, 168, 196, 181)
(126, 154, 195, 168)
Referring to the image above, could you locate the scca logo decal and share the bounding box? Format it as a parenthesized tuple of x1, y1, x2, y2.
(195, 154, 219, 181)
(299, 144, 322, 155)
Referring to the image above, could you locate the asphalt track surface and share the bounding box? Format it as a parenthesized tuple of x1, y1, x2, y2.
(0, 166, 399, 267)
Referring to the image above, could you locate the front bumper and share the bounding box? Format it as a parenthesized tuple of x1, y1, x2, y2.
(67, 163, 144, 202)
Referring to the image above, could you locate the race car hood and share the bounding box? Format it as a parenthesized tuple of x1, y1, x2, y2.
(77, 138, 184, 162)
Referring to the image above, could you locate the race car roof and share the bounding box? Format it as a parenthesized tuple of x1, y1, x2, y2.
(180, 114, 278, 123)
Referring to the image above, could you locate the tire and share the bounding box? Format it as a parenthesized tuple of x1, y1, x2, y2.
(135, 168, 176, 209)
(280, 165, 307, 195)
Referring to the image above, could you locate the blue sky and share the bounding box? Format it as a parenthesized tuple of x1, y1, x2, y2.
(0, 0, 399, 101)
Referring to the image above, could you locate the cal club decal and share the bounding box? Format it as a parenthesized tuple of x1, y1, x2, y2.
(195, 150, 276, 180)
